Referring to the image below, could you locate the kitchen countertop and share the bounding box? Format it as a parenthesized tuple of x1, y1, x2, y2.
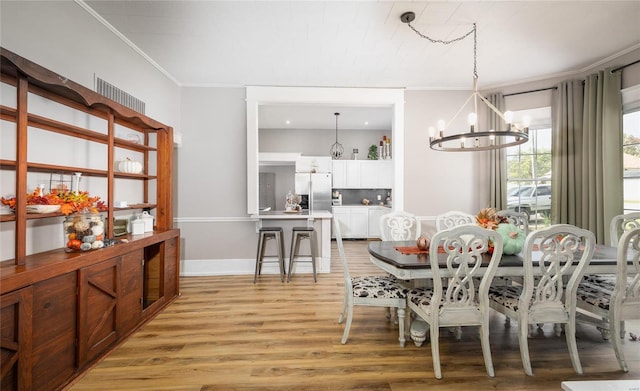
(332, 204, 391, 208)
(251, 210, 333, 219)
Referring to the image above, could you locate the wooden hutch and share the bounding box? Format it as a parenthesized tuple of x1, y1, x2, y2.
(0, 48, 180, 390)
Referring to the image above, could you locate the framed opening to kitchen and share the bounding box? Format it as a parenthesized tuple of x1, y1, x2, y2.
(245, 86, 406, 215)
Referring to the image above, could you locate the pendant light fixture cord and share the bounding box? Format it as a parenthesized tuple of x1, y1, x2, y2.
(406, 21, 477, 80)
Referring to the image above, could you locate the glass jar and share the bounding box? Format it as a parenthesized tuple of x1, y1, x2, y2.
(63, 212, 106, 252)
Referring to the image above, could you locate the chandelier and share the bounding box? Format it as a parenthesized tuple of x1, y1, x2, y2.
(400, 12, 529, 152)
(329, 112, 344, 159)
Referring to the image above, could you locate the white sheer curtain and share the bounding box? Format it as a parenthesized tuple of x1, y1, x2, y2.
(551, 69, 622, 244)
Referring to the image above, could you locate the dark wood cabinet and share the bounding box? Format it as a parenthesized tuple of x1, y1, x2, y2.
(118, 250, 144, 334)
(30, 273, 76, 391)
(78, 258, 120, 366)
(0, 48, 180, 390)
(1, 287, 32, 391)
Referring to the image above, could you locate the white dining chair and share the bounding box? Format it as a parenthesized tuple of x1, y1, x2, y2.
(610, 212, 640, 246)
(379, 211, 420, 322)
(379, 211, 421, 241)
(488, 224, 596, 376)
(579, 212, 640, 340)
(494, 209, 530, 327)
(435, 210, 475, 232)
(334, 218, 408, 347)
(575, 227, 640, 372)
(406, 224, 504, 379)
(497, 209, 530, 236)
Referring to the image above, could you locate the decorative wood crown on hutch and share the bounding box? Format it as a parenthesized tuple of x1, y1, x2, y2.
(0, 47, 174, 265)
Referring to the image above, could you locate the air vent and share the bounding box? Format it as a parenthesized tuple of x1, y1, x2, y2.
(95, 77, 146, 114)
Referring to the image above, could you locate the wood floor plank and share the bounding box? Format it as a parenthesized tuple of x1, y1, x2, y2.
(68, 240, 640, 390)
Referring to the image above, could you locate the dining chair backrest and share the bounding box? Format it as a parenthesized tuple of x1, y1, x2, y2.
(609, 212, 640, 246)
(614, 227, 640, 317)
(435, 211, 475, 232)
(333, 218, 351, 286)
(379, 211, 421, 241)
(520, 224, 595, 322)
(429, 225, 504, 321)
(497, 209, 530, 236)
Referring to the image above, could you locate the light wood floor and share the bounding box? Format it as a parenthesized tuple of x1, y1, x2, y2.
(69, 240, 640, 391)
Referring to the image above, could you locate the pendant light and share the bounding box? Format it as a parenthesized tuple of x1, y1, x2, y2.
(400, 12, 529, 152)
(330, 112, 344, 159)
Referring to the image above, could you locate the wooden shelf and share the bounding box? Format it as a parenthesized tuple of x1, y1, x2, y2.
(114, 138, 157, 152)
(0, 204, 158, 222)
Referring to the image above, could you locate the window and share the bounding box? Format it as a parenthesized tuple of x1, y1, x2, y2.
(623, 110, 640, 212)
(505, 107, 552, 230)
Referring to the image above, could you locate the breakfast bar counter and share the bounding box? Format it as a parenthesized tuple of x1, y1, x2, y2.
(251, 210, 333, 274)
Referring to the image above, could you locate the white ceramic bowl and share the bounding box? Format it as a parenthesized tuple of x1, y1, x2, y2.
(26, 205, 61, 214)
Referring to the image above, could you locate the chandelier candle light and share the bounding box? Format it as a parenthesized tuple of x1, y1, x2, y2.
(330, 112, 344, 160)
(400, 12, 529, 152)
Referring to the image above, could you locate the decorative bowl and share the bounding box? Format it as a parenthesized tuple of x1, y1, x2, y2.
(26, 205, 61, 214)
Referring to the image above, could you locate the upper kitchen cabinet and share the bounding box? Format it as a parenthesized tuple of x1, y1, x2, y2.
(333, 160, 393, 189)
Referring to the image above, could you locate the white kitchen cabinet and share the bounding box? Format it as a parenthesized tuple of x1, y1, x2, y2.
(332, 160, 347, 188)
(368, 207, 390, 239)
(350, 208, 369, 238)
(377, 160, 394, 188)
(333, 206, 389, 239)
(333, 160, 393, 189)
(332, 207, 351, 238)
(359, 160, 393, 188)
(345, 161, 361, 188)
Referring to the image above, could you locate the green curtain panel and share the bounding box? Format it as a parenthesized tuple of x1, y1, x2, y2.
(486, 93, 507, 210)
(552, 69, 622, 244)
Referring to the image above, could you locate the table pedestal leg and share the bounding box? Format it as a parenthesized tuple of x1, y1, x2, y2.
(410, 318, 429, 347)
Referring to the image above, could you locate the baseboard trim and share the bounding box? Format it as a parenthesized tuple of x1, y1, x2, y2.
(180, 257, 330, 277)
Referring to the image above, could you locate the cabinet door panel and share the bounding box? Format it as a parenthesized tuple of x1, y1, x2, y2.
(350, 208, 369, 238)
(0, 287, 33, 391)
(368, 208, 388, 239)
(163, 238, 178, 300)
(332, 161, 346, 188)
(345, 161, 361, 188)
(359, 161, 378, 188)
(378, 160, 393, 188)
(78, 257, 120, 366)
(31, 272, 77, 391)
(118, 250, 143, 334)
(332, 209, 350, 238)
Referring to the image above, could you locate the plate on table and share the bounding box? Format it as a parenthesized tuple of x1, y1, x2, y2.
(26, 205, 61, 214)
(284, 210, 301, 214)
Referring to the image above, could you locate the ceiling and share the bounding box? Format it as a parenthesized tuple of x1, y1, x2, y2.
(80, 0, 640, 129)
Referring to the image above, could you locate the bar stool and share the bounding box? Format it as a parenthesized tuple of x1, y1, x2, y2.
(287, 226, 318, 283)
(254, 227, 285, 283)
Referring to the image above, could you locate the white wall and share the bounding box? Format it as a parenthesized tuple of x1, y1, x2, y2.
(0, 1, 180, 127)
(176, 87, 258, 263)
(403, 90, 489, 218)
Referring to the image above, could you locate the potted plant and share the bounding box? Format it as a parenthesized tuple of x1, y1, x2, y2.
(368, 144, 378, 160)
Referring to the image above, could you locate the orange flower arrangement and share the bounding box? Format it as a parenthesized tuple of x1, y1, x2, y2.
(476, 207, 506, 230)
(1, 188, 107, 215)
